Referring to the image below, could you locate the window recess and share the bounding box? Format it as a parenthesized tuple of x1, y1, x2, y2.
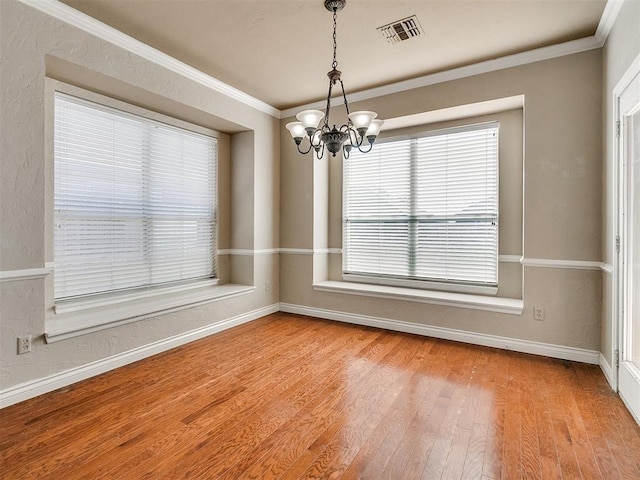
(343, 122, 499, 293)
(53, 92, 217, 302)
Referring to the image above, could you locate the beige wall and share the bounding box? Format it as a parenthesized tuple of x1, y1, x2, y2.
(602, 0, 640, 368)
(0, 0, 279, 390)
(281, 50, 603, 351)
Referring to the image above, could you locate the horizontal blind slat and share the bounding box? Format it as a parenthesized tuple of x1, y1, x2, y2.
(54, 92, 218, 300)
(344, 124, 498, 287)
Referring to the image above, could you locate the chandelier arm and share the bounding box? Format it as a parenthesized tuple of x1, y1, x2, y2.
(344, 126, 364, 147)
(296, 139, 315, 155)
(324, 80, 334, 126)
(356, 140, 375, 154)
(339, 78, 350, 117)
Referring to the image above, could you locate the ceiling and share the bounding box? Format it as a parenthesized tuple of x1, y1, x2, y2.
(60, 0, 607, 111)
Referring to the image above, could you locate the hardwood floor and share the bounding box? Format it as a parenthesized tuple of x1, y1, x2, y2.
(1, 313, 639, 479)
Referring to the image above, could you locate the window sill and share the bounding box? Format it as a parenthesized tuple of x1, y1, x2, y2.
(342, 274, 498, 296)
(46, 283, 255, 343)
(312, 280, 523, 315)
(54, 279, 221, 314)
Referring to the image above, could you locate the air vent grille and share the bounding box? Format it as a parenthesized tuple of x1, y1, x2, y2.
(378, 15, 424, 44)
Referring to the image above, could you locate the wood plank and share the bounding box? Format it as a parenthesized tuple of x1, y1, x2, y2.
(291, 337, 438, 479)
(460, 348, 496, 480)
(419, 343, 479, 479)
(572, 362, 640, 479)
(352, 339, 455, 479)
(225, 334, 419, 480)
(1, 313, 639, 479)
(5, 316, 342, 479)
(338, 341, 451, 479)
(83, 320, 378, 479)
(519, 356, 542, 480)
(481, 348, 510, 479)
(533, 375, 562, 480)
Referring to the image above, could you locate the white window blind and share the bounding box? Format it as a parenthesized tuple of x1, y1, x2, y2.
(54, 93, 217, 300)
(344, 123, 498, 288)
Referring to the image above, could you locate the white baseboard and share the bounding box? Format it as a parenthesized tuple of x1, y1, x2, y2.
(599, 353, 617, 390)
(280, 303, 600, 365)
(620, 393, 640, 428)
(0, 303, 279, 409)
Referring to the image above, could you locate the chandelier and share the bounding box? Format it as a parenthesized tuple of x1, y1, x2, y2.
(285, 0, 384, 159)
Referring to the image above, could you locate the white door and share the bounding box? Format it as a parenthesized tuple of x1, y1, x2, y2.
(620, 69, 640, 423)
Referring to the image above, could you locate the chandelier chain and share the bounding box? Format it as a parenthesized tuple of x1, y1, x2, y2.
(332, 8, 338, 69)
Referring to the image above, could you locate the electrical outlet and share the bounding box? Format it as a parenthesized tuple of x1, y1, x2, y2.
(533, 307, 545, 321)
(265, 281, 271, 292)
(18, 335, 32, 355)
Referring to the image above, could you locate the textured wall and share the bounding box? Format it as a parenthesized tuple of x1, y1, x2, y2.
(0, 0, 279, 390)
(280, 50, 603, 351)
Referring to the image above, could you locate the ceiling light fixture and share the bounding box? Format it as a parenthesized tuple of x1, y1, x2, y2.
(286, 0, 384, 159)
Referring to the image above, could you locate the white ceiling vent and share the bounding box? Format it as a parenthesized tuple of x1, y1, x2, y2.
(377, 15, 424, 44)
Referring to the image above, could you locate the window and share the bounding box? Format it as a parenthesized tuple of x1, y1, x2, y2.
(54, 92, 217, 301)
(343, 122, 498, 292)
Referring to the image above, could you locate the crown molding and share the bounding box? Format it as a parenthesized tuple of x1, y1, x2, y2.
(283, 0, 624, 118)
(18, 0, 280, 118)
(281, 36, 601, 118)
(19, 0, 623, 122)
(595, 0, 625, 45)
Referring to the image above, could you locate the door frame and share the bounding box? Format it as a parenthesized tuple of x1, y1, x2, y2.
(614, 52, 640, 424)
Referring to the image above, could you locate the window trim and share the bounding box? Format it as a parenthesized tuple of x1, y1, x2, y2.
(44, 79, 230, 341)
(53, 91, 218, 301)
(54, 278, 220, 315)
(313, 280, 522, 315)
(342, 121, 500, 295)
(342, 273, 498, 295)
(46, 283, 255, 343)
